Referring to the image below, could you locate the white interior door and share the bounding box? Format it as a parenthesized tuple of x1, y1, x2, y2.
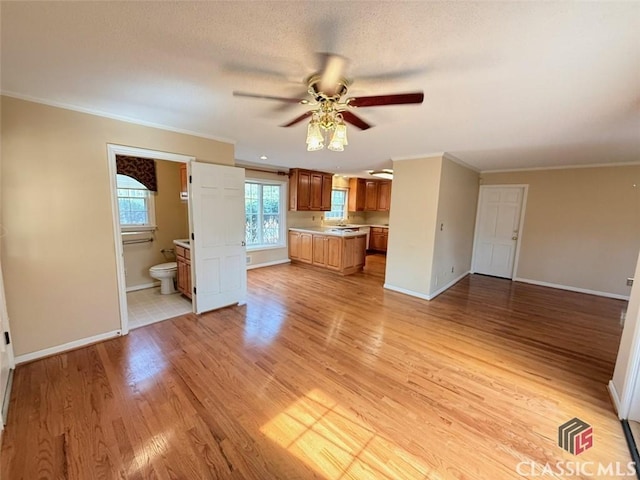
(473, 186, 525, 279)
(190, 162, 246, 314)
(0, 260, 15, 425)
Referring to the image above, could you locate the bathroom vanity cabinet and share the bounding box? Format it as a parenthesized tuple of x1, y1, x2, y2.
(175, 244, 192, 299)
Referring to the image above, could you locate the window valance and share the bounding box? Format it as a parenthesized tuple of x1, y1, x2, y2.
(116, 155, 157, 192)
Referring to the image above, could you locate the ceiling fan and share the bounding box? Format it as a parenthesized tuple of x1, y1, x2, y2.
(233, 54, 424, 151)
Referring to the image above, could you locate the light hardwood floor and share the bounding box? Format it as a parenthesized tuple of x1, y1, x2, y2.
(0, 255, 632, 479)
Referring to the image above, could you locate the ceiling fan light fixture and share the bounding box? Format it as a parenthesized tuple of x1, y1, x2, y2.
(306, 119, 324, 151)
(327, 120, 348, 151)
(370, 169, 394, 180)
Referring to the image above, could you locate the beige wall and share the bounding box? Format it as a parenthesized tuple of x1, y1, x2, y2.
(430, 157, 479, 294)
(1, 96, 234, 356)
(123, 160, 189, 288)
(481, 165, 640, 297)
(385, 156, 442, 296)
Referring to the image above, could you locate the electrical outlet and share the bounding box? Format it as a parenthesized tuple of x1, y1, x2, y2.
(451, 266, 454, 273)
(627, 278, 634, 287)
(440, 223, 444, 231)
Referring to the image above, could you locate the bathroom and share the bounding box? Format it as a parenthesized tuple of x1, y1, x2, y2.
(117, 156, 192, 329)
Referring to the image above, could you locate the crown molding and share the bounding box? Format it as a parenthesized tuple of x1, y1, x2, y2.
(391, 152, 445, 162)
(1, 91, 237, 145)
(481, 160, 640, 174)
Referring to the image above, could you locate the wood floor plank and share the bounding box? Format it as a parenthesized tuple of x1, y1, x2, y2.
(0, 255, 631, 479)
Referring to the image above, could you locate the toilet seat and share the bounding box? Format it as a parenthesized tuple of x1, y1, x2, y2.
(149, 262, 177, 272)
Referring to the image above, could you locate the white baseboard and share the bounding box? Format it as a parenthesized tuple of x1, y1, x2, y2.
(608, 380, 623, 418)
(514, 277, 630, 301)
(383, 284, 431, 301)
(126, 282, 160, 292)
(247, 259, 291, 270)
(429, 271, 471, 300)
(14, 330, 122, 365)
(384, 271, 470, 301)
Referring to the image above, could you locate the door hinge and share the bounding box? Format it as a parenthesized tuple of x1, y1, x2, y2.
(189, 175, 192, 184)
(4, 332, 10, 345)
(191, 232, 194, 241)
(193, 286, 196, 295)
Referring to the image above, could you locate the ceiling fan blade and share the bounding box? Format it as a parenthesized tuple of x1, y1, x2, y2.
(280, 111, 313, 127)
(348, 92, 424, 108)
(233, 91, 307, 104)
(341, 111, 373, 130)
(318, 53, 348, 96)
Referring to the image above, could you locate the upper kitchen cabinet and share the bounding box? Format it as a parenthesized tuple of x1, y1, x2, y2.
(377, 181, 391, 211)
(348, 178, 366, 211)
(289, 168, 333, 211)
(365, 180, 378, 211)
(348, 178, 392, 212)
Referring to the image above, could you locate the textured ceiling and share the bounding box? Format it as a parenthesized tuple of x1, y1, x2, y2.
(1, 1, 639, 174)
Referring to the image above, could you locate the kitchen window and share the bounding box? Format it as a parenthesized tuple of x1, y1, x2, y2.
(245, 180, 286, 249)
(325, 189, 348, 220)
(116, 174, 156, 231)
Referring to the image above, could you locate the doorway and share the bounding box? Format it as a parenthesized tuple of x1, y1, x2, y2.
(472, 185, 528, 279)
(108, 145, 248, 333)
(107, 145, 195, 334)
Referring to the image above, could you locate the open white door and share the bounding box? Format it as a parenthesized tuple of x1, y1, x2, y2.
(0, 259, 15, 426)
(472, 185, 526, 279)
(190, 162, 246, 314)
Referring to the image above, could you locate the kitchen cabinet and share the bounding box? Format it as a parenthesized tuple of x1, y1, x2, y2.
(313, 235, 342, 271)
(175, 244, 192, 299)
(179, 163, 188, 200)
(289, 229, 366, 275)
(344, 235, 367, 270)
(369, 227, 388, 253)
(289, 168, 333, 211)
(365, 181, 379, 211)
(348, 178, 366, 212)
(348, 178, 391, 212)
(377, 181, 391, 211)
(288, 230, 313, 263)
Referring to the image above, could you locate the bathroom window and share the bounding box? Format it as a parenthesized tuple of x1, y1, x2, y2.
(325, 189, 348, 220)
(245, 180, 285, 249)
(117, 174, 156, 231)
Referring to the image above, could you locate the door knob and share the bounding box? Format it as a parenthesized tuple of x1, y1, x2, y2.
(512, 236, 518, 241)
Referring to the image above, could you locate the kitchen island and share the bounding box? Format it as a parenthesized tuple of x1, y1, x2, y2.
(288, 227, 367, 275)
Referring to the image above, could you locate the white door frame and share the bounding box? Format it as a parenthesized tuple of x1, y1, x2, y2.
(0, 258, 16, 431)
(107, 144, 195, 335)
(471, 184, 529, 279)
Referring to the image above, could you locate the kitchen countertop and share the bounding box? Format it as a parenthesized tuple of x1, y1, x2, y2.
(326, 224, 389, 229)
(289, 227, 368, 238)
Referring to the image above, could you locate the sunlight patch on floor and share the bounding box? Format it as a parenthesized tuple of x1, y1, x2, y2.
(260, 389, 440, 480)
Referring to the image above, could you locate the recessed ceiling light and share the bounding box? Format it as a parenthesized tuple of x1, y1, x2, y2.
(259, 155, 268, 160)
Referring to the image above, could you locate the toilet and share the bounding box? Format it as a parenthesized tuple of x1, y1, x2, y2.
(149, 262, 177, 294)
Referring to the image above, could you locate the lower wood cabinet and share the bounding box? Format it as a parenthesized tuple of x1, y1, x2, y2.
(175, 245, 192, 299)
(289, 230, 366, 275)
(369, 227, 388, 252)
(288, 231, 312, 264)
(313, 235, 342, 271)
